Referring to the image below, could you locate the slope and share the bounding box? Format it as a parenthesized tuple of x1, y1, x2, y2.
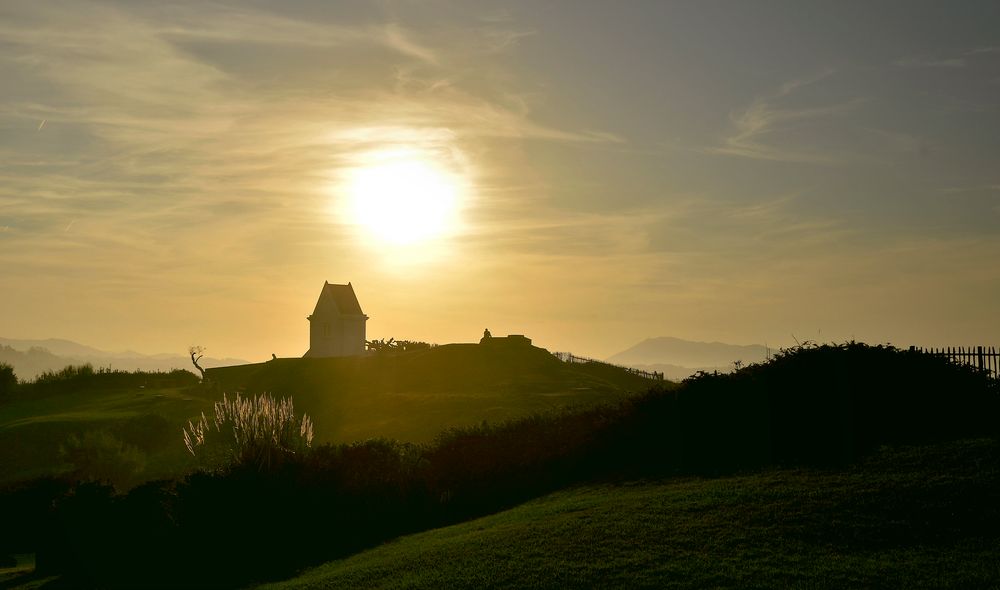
(257, 438, 1000, 589)
(0, 380, 211, 485)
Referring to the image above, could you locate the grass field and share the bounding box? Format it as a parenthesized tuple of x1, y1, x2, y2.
(0, 383, 214, 486)
(257, 438, 1000, 589)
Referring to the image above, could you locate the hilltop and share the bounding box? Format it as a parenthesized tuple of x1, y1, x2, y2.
(0, 341, 657, 486)
(209, 341, 660, 443)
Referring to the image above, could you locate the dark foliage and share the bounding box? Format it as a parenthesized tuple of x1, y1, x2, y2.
(12, 365, 198, 399)
(0, 477, 72, 557)
(0, 361, 16, 399)
(59, 431, 146, 489)
(17, 343, 1000, 588)
(662, 342, 998, 471)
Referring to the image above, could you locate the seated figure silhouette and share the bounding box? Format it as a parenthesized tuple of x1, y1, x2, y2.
(480, 328, 492, 344)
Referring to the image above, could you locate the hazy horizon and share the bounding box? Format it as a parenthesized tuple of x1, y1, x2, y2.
(2, 1, 998, 362)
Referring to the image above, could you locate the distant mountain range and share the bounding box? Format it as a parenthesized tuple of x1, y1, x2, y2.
(607, 336, 770, 381)
(0, 337, 248, 381)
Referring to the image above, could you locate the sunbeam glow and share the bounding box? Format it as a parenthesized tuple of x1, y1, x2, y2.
(345, 149, 464, 246)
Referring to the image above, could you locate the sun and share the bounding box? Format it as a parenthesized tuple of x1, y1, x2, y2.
(345, 150, 463, 246)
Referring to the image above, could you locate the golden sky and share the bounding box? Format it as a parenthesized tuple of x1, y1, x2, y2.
(1, 1, 998, 361)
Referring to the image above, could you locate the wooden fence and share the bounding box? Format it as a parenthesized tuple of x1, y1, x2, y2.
(909, 346, 999, 379)
(552, 352, 664, 381)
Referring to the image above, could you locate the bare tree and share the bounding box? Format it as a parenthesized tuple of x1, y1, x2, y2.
(189, 345, 206, 380)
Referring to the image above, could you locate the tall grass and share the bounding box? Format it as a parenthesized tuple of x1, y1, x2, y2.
(184, 392, 314, 470)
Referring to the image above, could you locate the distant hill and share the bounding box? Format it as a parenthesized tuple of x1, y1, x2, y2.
(607, 336, 769, 380)
(0, 337, 248, 381)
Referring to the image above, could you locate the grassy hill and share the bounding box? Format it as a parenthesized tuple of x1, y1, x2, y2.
(258, 438, 1000, 589)
(0, 343, 658, 486)
(0, 377, 211, 486)
(208, 342, 661, 444)
(2, 343, 995, 588)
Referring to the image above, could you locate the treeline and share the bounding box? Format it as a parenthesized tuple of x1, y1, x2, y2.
(0, 363, 198, 400)
(3, 343, 998, 588)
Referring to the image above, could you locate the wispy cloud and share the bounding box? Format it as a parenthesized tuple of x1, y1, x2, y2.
(968, 46, 1000, 56)
(0, 0, 637, 358)
(893, 45, 1000, 69)
(938, 184, 1000, 194)
(125, 5, 440, 64)
(706, 70, 863, 163)
(893, 57, 966, 69)
(0, 0, 620, 270)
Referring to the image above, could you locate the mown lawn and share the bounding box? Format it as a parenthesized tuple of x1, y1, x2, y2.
(257, 438, 1000, 589)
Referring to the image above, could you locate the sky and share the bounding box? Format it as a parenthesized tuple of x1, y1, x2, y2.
(1, 0, 999, 362)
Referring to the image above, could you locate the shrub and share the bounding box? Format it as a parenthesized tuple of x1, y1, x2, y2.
(59, 431, 146, 490)
(183, 392, 314, 470)
(16, 365, 198, 398)
(0, 477, 72, 556)
(116, 413, 173, 452)
(34, 363, 95, 386)
(0, 362, 16, 398)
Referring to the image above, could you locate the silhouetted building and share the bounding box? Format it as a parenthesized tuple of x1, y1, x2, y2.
(480, 334, 532, 346)
(304, 281, 368, 358)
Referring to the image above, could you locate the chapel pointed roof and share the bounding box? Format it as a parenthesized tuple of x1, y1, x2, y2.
(313, 281, 364, 316)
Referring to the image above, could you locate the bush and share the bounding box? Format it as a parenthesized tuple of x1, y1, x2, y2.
(33, 363, 95, 386)
(59, 431, 146, 490)
(0, 477, 72, 556)
(16, 365, 198, 398)
(663, 342, 999, 469)
(0, 362, 16, 398)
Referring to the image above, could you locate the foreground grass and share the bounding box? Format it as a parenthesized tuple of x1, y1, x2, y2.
(258, 438, 1000, 589)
